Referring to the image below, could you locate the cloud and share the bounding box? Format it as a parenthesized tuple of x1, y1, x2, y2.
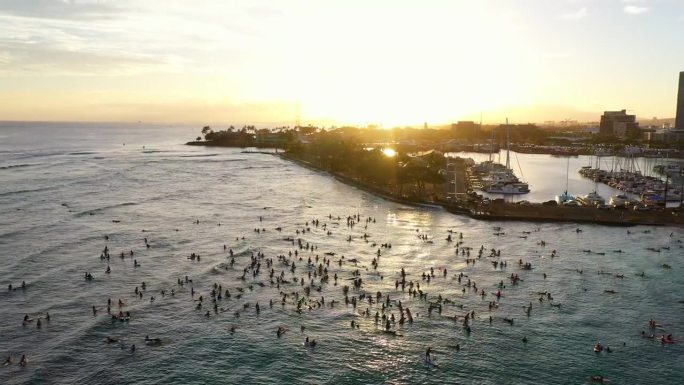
(0, 2, 263, 77)
(561, 6, 588, 20)
(0, 41, 166, 76)
(0, 12, 173, 76)
(0, 0, 123, 20)
(623, 5, 650, 14)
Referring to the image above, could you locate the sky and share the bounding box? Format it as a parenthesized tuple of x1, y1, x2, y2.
(0, 0, 683, 127)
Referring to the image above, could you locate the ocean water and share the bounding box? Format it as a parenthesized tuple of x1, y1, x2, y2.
(0, 122, 682, 385)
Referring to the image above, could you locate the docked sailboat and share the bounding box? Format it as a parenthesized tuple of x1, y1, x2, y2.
(555, 191, 575, 205)
(478, 119, 530, 195)
(653, 162, 681, 176)
(555, 157, 575, 204)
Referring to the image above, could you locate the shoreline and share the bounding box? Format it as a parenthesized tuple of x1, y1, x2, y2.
(273, 152, 683, 227)
(187, 140, 684, 159)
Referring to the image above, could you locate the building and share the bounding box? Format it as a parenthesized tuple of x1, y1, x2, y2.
(450, 121, 480, 141)
(599, 110, 640, 138)
(644, 128, 684, 143)
(676, 71, 684, 130)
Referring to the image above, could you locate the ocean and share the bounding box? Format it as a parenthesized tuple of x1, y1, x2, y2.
(0, 122, 682, 384)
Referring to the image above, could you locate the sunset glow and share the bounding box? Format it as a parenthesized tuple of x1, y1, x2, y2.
(382, 148, 397, 158)
(0, 1, 683, 125)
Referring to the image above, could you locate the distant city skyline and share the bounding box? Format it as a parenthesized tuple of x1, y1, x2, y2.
(1, 0, 683, 126)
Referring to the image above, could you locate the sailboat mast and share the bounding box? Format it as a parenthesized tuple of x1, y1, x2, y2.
(505, 118, 510, 169)
(487, 114, 493, 163)
(565, 157, 570, 194)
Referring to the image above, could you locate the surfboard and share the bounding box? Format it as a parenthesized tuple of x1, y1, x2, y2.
(422, 354, 439, 368)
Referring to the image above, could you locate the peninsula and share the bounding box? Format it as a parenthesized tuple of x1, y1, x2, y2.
(188, 126, 684, 227)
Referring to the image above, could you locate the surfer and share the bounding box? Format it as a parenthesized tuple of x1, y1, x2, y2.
(661, 334, 675, 344)
(424, 347, 437, 367)
(145, 335, 162, 346)
(277, 326, 287, 337)
(304, 337, 316, 348)
(594, 342, 603, 353)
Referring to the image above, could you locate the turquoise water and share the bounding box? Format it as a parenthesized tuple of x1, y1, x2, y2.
(1, 123, 682, 384)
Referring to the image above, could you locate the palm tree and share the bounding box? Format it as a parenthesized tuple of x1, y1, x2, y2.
(201, 126, 212, 139)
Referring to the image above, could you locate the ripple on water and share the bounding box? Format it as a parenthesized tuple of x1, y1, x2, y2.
(1, 129, 683, 385)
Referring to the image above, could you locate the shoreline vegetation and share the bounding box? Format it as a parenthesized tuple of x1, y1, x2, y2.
(187, 126, 684, 227)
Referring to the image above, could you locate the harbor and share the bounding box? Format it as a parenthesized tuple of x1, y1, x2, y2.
(578, 165, 683, 206)
(439, 150, 684, 226)
(450, 151, 684, 206)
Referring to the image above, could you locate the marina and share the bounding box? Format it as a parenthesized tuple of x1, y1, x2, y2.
(452, 151, 684, 206)
(578, 165, 684, 206)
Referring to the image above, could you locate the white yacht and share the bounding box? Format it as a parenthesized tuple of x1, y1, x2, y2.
(577, 191, 605, 206)
(609, 194, 637, 207)
(473, 119, 531, 195)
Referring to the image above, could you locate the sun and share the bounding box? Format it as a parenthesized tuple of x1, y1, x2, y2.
(382, 148, 397, 157)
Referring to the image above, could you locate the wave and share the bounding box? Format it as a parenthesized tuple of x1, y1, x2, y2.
(178, 154, 220, 158)
(242, 165, 274, 170)
(211, 262, 235, 273)
(68, 151, 98, 155)
(142, 158, 245, 165)
(142, 149, 170, 154)
(0, 186, 54, 197)
(10, 150, 72, 159)
(73, 202, 138, 217)
(0, 163, 35, 170)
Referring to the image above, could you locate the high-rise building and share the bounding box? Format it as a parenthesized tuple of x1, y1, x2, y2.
(599, 110, 640, 138)
(676, 71, 684, 130)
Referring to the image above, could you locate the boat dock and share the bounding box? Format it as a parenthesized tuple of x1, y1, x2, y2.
(579, 167, 683, 204)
